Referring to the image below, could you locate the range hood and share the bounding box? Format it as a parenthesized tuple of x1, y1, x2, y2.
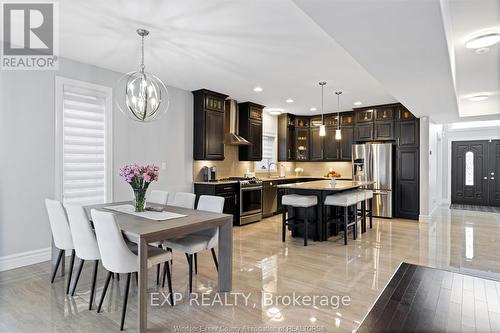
(224, 99, 250, 145)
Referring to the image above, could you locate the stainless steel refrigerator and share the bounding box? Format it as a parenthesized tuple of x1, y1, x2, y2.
(352, 143, 393, 218)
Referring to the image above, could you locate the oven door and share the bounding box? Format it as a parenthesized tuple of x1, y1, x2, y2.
(240, 186, 262, 216)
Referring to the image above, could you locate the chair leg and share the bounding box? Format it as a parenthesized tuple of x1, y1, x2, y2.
(281, 206, 287, 242)
(343, 207, 348, 245)
(194, 253, 198, 275)
(369, 198, 373, 228)
(120, 273, 131, 331)
(97, 271, 112, 313)
(71, 259, 85, 296)
(353, 206, 357, 240)
(361, 201, 366, 233)
(188, 254, 193, 294)
(156, 264, 161, 286)
(50, 249, 64, 283)
(89, 260, 98, 310)
(162, 260, 168, 288)
(303, 208, 308, 247)
(134, 272, 138, 287)
(211, 248, 218, 271)
(165, 262, 174, 306)
(66, 249, 76, 294)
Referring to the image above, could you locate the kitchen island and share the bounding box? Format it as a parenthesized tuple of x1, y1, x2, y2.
(277, 179, 373, 241)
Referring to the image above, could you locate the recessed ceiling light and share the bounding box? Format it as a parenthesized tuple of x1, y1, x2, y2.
(475, 47, 490, 54)
(253, 86, 263, 92)
(468, 95, 489, 102)
(354, 101, 363, 106)
(465, 33, 500, 49)
(266, 108, 284, 115)
(310, 107, 317, 111)
(286, 98, 294, 103)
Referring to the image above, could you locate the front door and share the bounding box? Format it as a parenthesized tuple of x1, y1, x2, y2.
(451, 140, 499, 206)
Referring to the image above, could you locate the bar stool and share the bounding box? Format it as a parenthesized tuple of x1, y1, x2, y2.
(357, 189, 373, 234)
(364, 190, 374, 230)
(324, 191, 361, 245)
(281, 194, 318, 246)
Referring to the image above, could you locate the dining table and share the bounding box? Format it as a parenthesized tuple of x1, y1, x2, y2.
(51, 201, 233, 333)
(277, 179, 374, 241)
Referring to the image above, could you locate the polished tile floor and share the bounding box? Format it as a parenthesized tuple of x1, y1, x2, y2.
(0, 206, 499, 332)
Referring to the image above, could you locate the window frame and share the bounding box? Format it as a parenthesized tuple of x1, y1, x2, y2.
(54, 76, 113, 203)
(255, 132, 277, 173)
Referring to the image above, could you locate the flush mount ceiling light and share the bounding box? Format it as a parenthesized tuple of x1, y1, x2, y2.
(115, 29, 169, 122)
(286, 98, 294, 103)
(310, 107, 317, 111)
(354, 101, 363, 106)
(253, 86, 263, 92)
(318, 82, 327, 137)
(266, 108, 284, 115)
(465, 32, 500, 49)
(468, 95, 489, 102)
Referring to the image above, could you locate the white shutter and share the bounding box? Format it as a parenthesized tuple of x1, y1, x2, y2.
(262, 135, 274, 160)
(56, 78, 112, 206)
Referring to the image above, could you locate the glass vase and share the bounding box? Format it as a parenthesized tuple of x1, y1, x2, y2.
(133, 188, 147, 212)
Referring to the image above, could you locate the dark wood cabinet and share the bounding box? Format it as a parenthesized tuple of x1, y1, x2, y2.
(339, 126, 354, 161)
(374, 121, 394, 140)
(238, 102, 264, 161)
(324, 127, 340, 160)
(357, 109, 374, 123)
(397, 120, 419, 147)
(356, 123, 374, 141)
(375, 107, 395, 121)
(395, 147, 420, 220)
(194, 183, 239, 224)
(193, 89, 228, 160)
(278, 114, 295, 161)
(341, 112, 355, 127)
(295, 128, 309, 161)
(310, 127, 324, 161)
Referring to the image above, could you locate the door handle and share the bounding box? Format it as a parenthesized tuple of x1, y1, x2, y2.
(492, 177, 495, 180)
(484, 177, 488, 180)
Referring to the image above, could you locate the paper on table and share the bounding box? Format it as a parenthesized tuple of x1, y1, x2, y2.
(104, 204, 187, 221)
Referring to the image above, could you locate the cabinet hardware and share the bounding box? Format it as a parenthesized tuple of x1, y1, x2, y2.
(484, 177, 488, 180)
(492, 177, 495, 180)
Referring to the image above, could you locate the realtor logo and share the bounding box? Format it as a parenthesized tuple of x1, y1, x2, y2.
(1, 2, 59, 70)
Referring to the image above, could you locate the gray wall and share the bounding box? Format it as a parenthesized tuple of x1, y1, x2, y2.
(0, 58, 193, 259)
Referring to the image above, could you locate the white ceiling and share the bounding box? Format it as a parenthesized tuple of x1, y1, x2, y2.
(446, 0, 500, 118)
(44, 0, 500, 122)
(57, 0, 396, 116)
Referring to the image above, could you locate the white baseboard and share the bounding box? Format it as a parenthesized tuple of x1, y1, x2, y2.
(0, 247, 51, 272)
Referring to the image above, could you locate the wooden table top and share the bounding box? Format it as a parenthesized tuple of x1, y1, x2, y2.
(84, 201, 233, 242)
(276, 179, 373, 191)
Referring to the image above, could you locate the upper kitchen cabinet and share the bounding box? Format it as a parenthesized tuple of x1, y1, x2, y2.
(374, 106, 395, 140)
(310, 126, 324, 161)
(295, 117, 310, 160)
(355, 123, 374, 141)
(278, 114, 296, 161)
(193, 89, 228, 160)
(396, 106, 419, 148)
(238, 102, 265, 161)
(340, 112, 355, 127)
(339, 126, 354, 161)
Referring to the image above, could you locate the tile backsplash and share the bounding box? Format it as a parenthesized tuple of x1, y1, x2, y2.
(193, 145, 352, 181)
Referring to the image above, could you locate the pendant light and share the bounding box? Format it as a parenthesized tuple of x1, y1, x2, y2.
(335, 91, 342, 140)
(115, 29, 169, 122)
(318, 81, 327, 137)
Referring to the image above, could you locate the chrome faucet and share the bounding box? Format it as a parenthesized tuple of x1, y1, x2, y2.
(267, 160, 277, 177)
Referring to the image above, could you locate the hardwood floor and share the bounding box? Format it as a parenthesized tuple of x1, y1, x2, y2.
(0, 206, 499, 332)
(357, 263, 500, 332)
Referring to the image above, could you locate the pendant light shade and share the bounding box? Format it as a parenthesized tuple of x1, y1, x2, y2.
(319, 125, 326, 136)
(115, 29, 169, 122)
(335, 129, 342, 140)
(319, 81, 327, 137)
(334, 91, 342, 140)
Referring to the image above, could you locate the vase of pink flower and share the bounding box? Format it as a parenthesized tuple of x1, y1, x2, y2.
(119, 164, 159, 212)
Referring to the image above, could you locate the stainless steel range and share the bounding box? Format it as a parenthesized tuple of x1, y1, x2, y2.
(222, 177, 263, 225)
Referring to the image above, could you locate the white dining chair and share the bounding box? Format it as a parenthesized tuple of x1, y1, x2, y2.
(163, 195, 224, 293)
(65, 204, 102, 310)
(45, 199, 75, 294)
(91, 209, 173, 331)
(171, 192, 196, 209)
(148, 190, 169, 205)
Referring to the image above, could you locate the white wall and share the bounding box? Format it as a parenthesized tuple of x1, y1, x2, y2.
(428, 122, 443, 215)
(0, 58, 193, 268)
(419, 117, 430, 218)
(441, 125, 500, 204)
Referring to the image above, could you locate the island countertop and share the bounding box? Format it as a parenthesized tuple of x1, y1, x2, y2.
(276, 179, 373, 191)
